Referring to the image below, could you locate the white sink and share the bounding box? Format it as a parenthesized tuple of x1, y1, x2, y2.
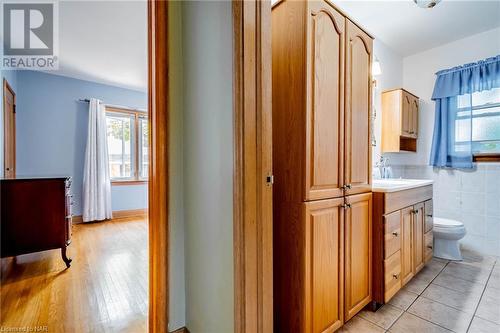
(372, 178, 433, 192)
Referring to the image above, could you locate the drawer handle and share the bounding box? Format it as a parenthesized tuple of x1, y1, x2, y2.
(341, 203, 351, 209)
(426, 214, 433, 218)
(392, 231, 399, 237)
(393, 273, 400, 280)
(427, 245, 433, 249)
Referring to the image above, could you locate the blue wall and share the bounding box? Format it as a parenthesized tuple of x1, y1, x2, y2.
(15, 71, 147, 215)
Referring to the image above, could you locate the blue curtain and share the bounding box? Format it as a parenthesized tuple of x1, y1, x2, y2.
(429, 55, 500, 168)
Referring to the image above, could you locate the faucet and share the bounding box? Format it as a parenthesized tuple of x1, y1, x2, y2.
(375, 155, 392, 179)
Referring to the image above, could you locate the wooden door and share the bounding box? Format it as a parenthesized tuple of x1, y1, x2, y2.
(3, 79, 15, 178)
(411, 96, 419, 138)
(344, 19, 372, 196)
(401, 92, 411, 137)
(413, 203, 425, 273)
(305, 1, 345, 201)
(304, 198, 344, 333)
(344, 192, 372, 321)
(401, 207, 414, 285)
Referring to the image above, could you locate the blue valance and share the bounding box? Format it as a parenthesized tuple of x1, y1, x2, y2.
(431, 55, 500, 100)
(429, 55, 500, 169)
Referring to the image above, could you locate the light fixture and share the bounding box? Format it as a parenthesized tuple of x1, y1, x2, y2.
(372, 58, 382, 76)
(413, 0, 442, 9)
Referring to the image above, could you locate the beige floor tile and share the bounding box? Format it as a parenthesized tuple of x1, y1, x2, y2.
(404, 272, 434, 294)
(476, 291, 500, 325)
(461, 249, 497, 268)
(488, 271, 500, 290)
(408, 297, 473, 333)
(426, 258, 449, 273)
(359, 304, 403, 330)
(468, 316, 500, 333)
(389, 312, 452, 333)
(421, 283, 482, 314)
(340, 316, 385, 333)
(388, 289, 419, 310)
(442, 263, 490, 284)
(433, 272, 486, 294)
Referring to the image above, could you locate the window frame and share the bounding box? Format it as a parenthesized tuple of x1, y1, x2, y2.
(106, 106, 149, 185)
(455, 93, 500, 162)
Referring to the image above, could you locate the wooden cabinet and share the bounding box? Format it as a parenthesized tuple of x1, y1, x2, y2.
(344, 193, 372, 321)
(344, 20, 372, 196)
(372, 186, 433, 306)
(1, 178, 73, 267)
(272, 1, 373, 331)
(381, 89, 419, 152)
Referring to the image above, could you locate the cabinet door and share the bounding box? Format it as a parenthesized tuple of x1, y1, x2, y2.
(345, 192, 372, 320)
(411, 97, 419, 138)
(305, 2, 345, 201)
(401, 207, 414, 285)
(413, 203, 425, 273)
(304, 198, 344, 333)
(424, 200, 433, 233)
(401, 92, 412, 137)
(344, 20, 372, 196)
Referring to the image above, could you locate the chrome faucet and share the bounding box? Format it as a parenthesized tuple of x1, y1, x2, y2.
(375, 155, 393, 179)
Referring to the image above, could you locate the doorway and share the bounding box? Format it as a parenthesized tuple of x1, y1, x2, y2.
(3, 79, 15, 179)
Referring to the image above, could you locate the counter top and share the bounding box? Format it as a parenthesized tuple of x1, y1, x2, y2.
(372, 178, 433, 193)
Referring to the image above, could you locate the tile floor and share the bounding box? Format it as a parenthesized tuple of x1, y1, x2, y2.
(341, 249, 500, 333)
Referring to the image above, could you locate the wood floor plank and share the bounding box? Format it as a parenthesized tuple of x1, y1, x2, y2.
(0, 218, 148, 333)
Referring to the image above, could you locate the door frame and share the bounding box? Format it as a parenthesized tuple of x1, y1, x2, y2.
(148, 1, 169, 332)
(147, 1, 274, 332)
(233, 1, 273, 332)
(3, 78, 16, 178)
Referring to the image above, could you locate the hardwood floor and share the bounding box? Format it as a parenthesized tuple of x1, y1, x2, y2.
(0, 218, 148, 333)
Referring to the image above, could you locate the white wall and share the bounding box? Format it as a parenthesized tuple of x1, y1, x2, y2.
(182, 1, 234, 333)
(372, 39, 404, 165)
(376, 27, 500, 256)
(168, 1, 186, 331)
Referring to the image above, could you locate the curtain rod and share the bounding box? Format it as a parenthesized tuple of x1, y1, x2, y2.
(77, 99, 147, 113)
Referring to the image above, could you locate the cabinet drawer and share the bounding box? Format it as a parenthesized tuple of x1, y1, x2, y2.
(424, 200, 433, 233)
(384, 250, 402, 302)
(384, 211, 401, 259)
(424, 230, 433, 263)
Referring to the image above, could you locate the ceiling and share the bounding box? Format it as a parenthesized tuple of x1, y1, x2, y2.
(334, 0, 500, 56)
(54, 1, 147, 91)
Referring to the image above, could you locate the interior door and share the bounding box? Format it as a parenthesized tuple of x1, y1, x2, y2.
(413, 203, 425, 273)
(401, 207, 414, 285)
(401, 92, 411, 137)
(304, 197, 344, 333)
(344, 19, 372, 196)
(344, 192, 372, 321)
(3, 79, 16, 178)
(305, 1, 345, 201)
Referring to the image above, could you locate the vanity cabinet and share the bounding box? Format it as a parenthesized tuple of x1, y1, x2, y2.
(372, 185, 433, 306)
(381, 88, 419, 153)
(272, 0, 373, 331)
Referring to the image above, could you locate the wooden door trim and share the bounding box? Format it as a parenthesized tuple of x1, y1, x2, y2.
(3, 78, 16, 178)
(233, 1, 273, 332)
(148, 1, 169, 332)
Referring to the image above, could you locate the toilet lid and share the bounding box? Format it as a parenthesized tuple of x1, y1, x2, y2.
(434, 217, 463, 228)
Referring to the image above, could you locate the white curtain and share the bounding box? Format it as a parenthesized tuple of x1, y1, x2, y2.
(83, 98, 112, 222)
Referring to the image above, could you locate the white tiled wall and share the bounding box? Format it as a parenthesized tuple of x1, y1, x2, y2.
(390, 164, 500, 257)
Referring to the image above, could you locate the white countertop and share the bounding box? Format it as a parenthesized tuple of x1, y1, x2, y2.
(372, 178, 434, 193)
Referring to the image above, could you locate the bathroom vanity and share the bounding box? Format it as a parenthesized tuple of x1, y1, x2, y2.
(371, 179, 433, 308)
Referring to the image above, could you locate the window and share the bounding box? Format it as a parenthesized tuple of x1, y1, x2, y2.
(455, 87, 500, 156)
(106, 107, 148, 183)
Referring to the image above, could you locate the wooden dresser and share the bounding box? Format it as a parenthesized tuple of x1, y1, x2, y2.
(1, 177, 73, 267)
(272, 1, 373, 331)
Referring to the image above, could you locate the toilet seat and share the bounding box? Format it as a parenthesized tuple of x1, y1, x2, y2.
(434, 217, 463, 228)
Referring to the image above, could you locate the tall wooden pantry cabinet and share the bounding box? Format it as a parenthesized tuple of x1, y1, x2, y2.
(272, 1, 373, 332)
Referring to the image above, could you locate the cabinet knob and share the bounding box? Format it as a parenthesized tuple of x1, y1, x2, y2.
(393, 273, 400, 280)
(341, 203, 351, 209)
(427, 245, 433, 249)
(392, 231, 399, 237)
(342, 184, 352, 190)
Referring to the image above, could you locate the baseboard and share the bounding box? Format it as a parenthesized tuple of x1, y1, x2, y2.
(170, 327, 189, 333)
(72, 208, 147, 223)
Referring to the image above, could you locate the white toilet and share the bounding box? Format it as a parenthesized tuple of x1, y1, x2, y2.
(433, 217, 467, 261)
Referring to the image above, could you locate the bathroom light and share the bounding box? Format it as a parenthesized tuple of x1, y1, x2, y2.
(372, 58, 382, 76)
(413, 0, 441, 9)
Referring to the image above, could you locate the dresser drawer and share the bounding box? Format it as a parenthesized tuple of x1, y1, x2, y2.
(424, 230, 433, 263)
(384, 211, 401, 259)
(384, 250, 402, 302)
